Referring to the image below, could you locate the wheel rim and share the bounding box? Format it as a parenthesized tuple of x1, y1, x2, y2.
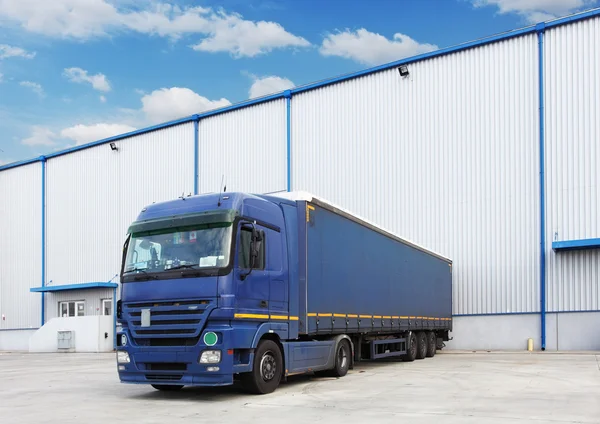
(260, 351, 277, 381)
(410, 335, 417, 355)
(338, 344, 348, 369)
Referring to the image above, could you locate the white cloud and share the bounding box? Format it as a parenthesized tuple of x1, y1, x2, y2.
(21, 126, 57, 146)
(191, 16, 310, 58)
(0, 73, 3, 82)
(0, 158, 15, 166)
(320, 28, 438, 66)
(60, 123, 136, 145)
(63, 67, 111, 92)
(141, 87, 231, 123)
(0, 1, 310, 57)
(0, 44, 36, 59)
(249, 75, 295, 98)
(100, 95, 107, 103)
(472, 0, 596, 23)
(19, 81, 44, 97)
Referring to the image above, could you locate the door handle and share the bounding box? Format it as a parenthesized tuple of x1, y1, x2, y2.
(260, 300, 268, 308)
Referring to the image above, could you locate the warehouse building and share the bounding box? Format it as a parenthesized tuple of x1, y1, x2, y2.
(1, 9, 599, 352)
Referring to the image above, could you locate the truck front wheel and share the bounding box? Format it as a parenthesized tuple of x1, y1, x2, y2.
(242, 339, 283, 395)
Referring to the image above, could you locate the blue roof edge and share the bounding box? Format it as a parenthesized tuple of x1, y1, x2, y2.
(30, 282, 119, 293)
(2, 7, 599, 174)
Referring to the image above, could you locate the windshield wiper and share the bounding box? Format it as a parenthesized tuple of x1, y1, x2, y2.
(168, 264, 199, 271)
(123, 267, 159, 281)
(123, 267, 149, 275)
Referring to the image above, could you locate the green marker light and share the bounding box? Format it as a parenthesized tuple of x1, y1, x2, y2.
(204, 332, 218, 346)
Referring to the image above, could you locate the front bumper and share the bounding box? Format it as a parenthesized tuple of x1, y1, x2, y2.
(116, 329, 234, 387)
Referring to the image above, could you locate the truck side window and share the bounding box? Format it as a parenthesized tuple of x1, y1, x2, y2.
(238, 227, 265, 270)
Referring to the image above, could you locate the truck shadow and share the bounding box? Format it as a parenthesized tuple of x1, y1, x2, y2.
(126, 359, 413, 401)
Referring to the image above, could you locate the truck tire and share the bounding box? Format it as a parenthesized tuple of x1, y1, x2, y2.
(242, 339, 283, 395)
(329, 339, 351, 377)
(416, 332, 427, 359)
(151, 384, 184, 391)
(426, 332, 436, 357)
(402, 332, 417, 362)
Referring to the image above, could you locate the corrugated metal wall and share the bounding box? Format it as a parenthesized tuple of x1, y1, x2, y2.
(0, 163, 42, 329)
(46, 123, 195, 286)
(45, 288, 113, 321)
(197, 100, 287, 194)
(545, 16, 600, 312)
(291, 35, 540, 315)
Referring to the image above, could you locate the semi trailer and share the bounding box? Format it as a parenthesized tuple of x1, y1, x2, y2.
(115, 191, 453, 394)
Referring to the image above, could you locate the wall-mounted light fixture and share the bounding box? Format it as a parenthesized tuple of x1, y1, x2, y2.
(398, 65, 409, 77)
(110, 142, 118, 151)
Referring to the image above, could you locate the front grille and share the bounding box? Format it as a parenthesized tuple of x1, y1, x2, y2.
(145, 374, 183, 381)
(124, 299, 212, 347)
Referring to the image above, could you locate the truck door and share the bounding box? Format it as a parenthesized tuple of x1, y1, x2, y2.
(234, 222, 270, 316)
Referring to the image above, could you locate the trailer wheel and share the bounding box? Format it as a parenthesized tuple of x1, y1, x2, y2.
(426, 332, 436, 357)
(242, 339, 283, 395)
(416, 332, 427, 359)
(151, 384, 184, 391)
(402, 332, 417, 362)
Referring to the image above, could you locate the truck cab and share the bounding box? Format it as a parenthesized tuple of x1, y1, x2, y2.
(116, 192, 297, 394)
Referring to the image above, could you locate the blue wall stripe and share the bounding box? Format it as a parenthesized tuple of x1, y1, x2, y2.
(40, 156, 46, 327)
(285, 90, 292, 192)
(454, 310, 600, 317)
(194, 119, 199, 195)
(537, 23, 547, 351)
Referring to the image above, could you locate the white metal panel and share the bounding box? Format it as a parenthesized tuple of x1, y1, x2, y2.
(46, 123, 195, 286)
(545, 17, 600, 312)
(0, 163, 42, 329)
(197, 100, 287, 194)
(46, 288, 113, 320)
(292, 35, 540, 315)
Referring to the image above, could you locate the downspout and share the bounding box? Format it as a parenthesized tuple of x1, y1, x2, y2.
(194, 118, 199, 195)
(113, 286, 117, 350)
(284, 90, 292, 192)
(40, 155, 46, 327)
(536, 23, 547, 351)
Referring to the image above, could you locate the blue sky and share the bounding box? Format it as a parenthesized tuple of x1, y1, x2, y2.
(1, 0, 598, 165)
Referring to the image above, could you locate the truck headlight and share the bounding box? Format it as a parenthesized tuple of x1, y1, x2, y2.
(199, 350, 221, 364)
(117, 351, 130, 363)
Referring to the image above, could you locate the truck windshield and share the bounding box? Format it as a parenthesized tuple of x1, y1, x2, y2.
(123, 223, 233, 276)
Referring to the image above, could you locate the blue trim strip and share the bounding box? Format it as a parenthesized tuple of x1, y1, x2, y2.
(194, 119, 199, 195)
(284, 90, 292, 192)
(552, 238, 600, 251)
(453, 312, 539, 317)
(40, 156, 46, 327)
(454, 309, 600, 317)
(537, 23, 547, 351)
(2, 9, 599, 175)
(30, 282, 119, 293)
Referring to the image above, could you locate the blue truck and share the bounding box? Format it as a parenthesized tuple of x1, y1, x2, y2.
(115, 191, 453, 394)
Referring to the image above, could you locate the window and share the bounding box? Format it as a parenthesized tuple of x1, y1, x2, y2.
(123, 223, 233, 275)
(59, 301, 85, 317)
(238, 226, 265, 270)
(102, 299, 112, 316)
